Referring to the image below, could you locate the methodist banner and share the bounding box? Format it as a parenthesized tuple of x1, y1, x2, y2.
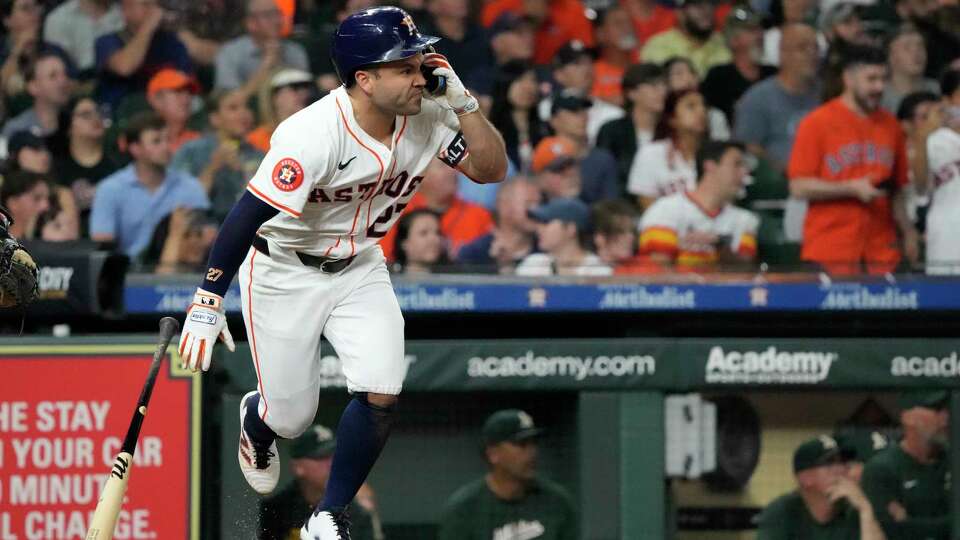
(222, 338, 960, 392)
(0, 343, 200, 540)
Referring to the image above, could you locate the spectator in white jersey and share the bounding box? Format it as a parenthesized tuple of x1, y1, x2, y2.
(517, 197, 612, 277)
(639, 140, 759, 271)
(627, 88, 708, 210)
(922, 69, 960, 274)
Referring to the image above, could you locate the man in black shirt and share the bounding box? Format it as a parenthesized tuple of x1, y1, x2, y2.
(701, 6, 777, 124)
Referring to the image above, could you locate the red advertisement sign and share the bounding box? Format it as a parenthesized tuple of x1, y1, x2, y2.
(0, 347, 200, 539)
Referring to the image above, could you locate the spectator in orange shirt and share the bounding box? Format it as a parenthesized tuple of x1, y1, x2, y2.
(788, 45, 919, 275)
(248, 68, 315, 152)
(146, 68, 201, 153)
(621, 0, 677, 46)
(591, 5, 640, 107)
(481, 0, 594, 65)
(381, 159, 494, 261)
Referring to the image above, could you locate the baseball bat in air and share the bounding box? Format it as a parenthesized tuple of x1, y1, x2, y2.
(85, 316, 180, 540)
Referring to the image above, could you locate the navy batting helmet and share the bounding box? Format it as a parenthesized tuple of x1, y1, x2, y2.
(331, 6, 440, 87)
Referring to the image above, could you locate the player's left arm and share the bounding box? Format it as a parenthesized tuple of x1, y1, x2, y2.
(423, 52, 508, 184)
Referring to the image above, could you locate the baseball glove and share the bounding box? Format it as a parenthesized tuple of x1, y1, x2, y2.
(0, 206, 39, 308)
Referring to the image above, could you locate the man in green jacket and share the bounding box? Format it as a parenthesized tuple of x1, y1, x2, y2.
(438, 409, 577, 540)
(860, 390, 950, 540)
(756, 434, 887, 540)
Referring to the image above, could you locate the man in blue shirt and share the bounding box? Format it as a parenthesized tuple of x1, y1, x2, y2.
(90, 112, 208, 259)
(94, 0, 192, 112)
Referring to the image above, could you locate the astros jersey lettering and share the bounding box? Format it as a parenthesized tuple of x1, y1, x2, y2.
(639, 192, 759, 268)
(924, 126, 960, 274)
(787, 98, 908, 274)
(247, 85, 465, 259)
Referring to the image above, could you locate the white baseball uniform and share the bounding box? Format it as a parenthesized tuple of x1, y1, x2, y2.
(627, 139, 697, 200)
(639, 192, 759, 267)
(925, 127, 960, 275)
(239, 86, 465, 437)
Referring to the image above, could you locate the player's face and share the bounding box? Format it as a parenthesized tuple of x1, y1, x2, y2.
(365, 56, 427, 116)
(291, 456, 334, 491)
(402, 213, 444, 266)
(846, 64, 887, 113)
(490, 439, 539, 481)
(907, 406, 950, 449)
(670, 92, 707, 135)
(808, 461, 847, 494)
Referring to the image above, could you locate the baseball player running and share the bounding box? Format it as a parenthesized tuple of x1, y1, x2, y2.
(176, 6, 507, 539)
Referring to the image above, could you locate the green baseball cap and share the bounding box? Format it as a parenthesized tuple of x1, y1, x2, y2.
(897, 390, 949, 411)
(835, 429, 889, 463)
(482, 409, 544, 446)
(290, 424, 337, 460)
(793, 435, 842, 473)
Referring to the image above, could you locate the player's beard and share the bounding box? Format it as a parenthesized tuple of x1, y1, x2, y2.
(853, 88, 882, 113)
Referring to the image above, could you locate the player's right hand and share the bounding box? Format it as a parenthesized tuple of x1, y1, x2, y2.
(849, 178, 884, 203)
(179, 288, 235, 372)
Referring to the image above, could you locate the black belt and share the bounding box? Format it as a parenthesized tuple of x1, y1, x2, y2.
(251, 236, 356, 274)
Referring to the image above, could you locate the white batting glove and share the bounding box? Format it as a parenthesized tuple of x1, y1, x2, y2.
(178, 288, 235, 372)
(423, 52, 479, 116)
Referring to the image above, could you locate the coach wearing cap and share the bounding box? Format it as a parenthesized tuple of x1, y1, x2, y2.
(258, 423, 377, 540)
(861, 390, 950, 540)
(515, 198, 612, 277)
(438, 409, 577, 540)
(756, 435, 886, 539)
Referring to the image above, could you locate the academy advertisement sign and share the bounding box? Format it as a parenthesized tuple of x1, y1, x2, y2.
(705, 346, 837, 384)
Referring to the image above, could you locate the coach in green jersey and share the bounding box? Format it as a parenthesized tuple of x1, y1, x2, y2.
(757, 435, 887, 540)
(437, 409, 577, 540)
(861, 391, 950, 540)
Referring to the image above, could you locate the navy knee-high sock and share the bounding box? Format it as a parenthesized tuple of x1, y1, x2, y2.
(244, 392, 277, 446)
(319, 394, 395, 512)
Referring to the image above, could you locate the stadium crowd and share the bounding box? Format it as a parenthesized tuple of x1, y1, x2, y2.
(2, 0, 960, 276)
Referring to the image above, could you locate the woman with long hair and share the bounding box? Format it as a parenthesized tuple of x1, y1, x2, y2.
(626, 88, 708, 209)
(392, 209, 449, 274)
(247, 68, 315, 152)
(487, 60, 547, 173)
(48, 94, 118, 234)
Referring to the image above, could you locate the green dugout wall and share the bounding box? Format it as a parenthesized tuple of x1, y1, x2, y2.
(5, 336, 954, 539)
(212, 337, 960, 540)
